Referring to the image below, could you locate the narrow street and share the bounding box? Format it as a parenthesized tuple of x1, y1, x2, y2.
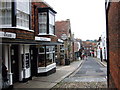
(52, 57, 107, 88)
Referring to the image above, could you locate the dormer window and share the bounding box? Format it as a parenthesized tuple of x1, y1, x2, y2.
(38, 7, 56, 35)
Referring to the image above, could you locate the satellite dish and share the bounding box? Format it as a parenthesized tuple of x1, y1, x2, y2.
(61, 34, 68, 40)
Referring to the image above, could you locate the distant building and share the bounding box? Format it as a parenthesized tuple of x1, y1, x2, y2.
(55, 19, 73, 65)
(82, 41, 97, 57)
(74, 39, 81, 60)
(97, 32, 107, 61)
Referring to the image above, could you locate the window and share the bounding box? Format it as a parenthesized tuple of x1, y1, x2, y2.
(49, 10, 55, 35)
(38, 46, 55, 67)
(0, 1, 12, 26)
(38, 46, 45, 67)
(38, 8, 56, 35)
(16, 10, 29, 28)
(38, 12, 47, 34)
(16, 0, 30, 28)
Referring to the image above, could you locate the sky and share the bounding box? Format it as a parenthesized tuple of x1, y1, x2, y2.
(44, 0, 106, 41)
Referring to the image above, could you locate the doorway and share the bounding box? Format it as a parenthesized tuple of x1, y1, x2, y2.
(30, 46, 37, 77)
(11, 45, 19, 83)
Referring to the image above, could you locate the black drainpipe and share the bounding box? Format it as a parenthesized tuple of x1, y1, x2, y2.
(105, 2, 110, 88)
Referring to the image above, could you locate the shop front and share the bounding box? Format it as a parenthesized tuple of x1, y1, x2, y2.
(37, 45, 56, 76)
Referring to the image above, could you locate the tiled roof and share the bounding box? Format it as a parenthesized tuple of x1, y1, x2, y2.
(55, 19, 71, 39)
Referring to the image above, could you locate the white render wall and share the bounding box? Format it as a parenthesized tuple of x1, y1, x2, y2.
(19, 45, 30, 81)
(97, 32, 107, 60)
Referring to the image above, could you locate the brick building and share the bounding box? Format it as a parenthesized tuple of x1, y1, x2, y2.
(106, 1, 120, 89)
(55, 19, 73, 65)
(82, 41, 97, 57)
(31, 1, 57, 76)
(0, 0, 57, 88)
(0, 0, 34, 87)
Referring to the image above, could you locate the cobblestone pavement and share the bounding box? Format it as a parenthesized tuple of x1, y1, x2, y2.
(52, 57, 107, 89)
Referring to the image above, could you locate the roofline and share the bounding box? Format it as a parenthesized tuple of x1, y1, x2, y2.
(31, 0, 54, 9)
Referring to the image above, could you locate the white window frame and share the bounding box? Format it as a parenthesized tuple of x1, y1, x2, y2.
(49, 10, 55, 35)
(38, 12, 47, 35)
(0, 1, 12, 27)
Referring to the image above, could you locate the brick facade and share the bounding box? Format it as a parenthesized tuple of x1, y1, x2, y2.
(31, 2, 57, 42)
(107, 2, 120, 89)
(2, 28, 34, 40)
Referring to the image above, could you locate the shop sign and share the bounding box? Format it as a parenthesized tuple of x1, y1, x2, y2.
(0, 31, 16, 39)
(61, 34, 67, 40)
(35, 36, 51, 41)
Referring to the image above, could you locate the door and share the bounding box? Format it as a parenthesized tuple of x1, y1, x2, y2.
(30, 46, 37, 76)
(11, 45, 19, 83)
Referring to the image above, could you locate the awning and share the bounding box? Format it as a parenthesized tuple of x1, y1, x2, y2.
(0, 38, 63, 45)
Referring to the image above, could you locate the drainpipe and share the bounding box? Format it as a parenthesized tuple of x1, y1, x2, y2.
(105, 2, 110, 88)
(8, 44, 13, 85)
(23, 45, 26, 80)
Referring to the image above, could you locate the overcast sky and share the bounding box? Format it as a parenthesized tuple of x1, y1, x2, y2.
(44, 0, 106, 41)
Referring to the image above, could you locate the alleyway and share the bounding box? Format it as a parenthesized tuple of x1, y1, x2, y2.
(52, 57, 107, 88)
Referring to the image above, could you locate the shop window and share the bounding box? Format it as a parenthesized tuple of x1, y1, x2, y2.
(38, 46, 45, 67)
(38, 54, 45, 67)
(38, 46, 55, 67)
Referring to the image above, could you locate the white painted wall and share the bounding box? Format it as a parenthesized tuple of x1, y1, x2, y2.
(19, 45, 30, 81)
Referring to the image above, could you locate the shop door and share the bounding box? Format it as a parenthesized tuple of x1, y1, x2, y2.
(30, 46, 37, 76)
(11, 45, 19, 83)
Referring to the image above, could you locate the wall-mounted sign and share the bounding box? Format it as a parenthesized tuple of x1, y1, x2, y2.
(61, 34, 67, 40)
(0, 31, 16, 39)
(58, 39, 63, 43)
(35, 36, 51, 41)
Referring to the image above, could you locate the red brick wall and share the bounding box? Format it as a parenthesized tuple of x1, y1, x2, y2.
(55, 20, 70, 39)
(2, 28, 34, 40)
(31, 2, 57, 43)
(31, 2, 49, 36)
(108, 2, 120, 89)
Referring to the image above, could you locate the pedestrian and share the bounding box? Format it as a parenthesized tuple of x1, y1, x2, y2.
(82, 53, 85, 60)
(2, 62, 9, 89)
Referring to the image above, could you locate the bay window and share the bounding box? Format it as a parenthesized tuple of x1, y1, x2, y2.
(16, 10, 29, 28)
(38, 8, 56, 35)
(38, 46, 55, 67)
(16, 0, 30, 29)
(0, 1, 12, 26)
(49, 10, 55, 35)
(38, 12, 47, 34)
(0, 0, 30, 29)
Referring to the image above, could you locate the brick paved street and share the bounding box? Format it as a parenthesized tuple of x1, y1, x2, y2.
(52, 57, 107, 89)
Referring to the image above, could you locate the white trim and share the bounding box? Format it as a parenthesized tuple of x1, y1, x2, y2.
(35, 36, 51, 41)
(38, 33, 55, 36)
(38, 63, 56, 73)
(46, 51, 55, 54)
(0, 26, 34, 32)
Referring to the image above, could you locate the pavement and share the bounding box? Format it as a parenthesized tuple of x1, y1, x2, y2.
(13, 60, 83, 89)
(94, 57, 107, 67)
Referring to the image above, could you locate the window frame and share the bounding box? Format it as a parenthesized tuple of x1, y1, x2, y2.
(37, 45, 55, 67)
(37, 8, 56, 35)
